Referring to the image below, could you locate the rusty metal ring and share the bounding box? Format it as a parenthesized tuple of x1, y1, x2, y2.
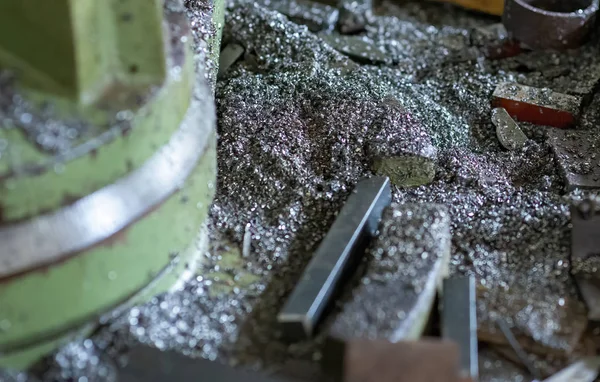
(503, 0, 599, 50)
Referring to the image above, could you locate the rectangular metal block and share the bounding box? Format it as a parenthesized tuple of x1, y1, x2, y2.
(441, 276, 478, 380)
(548, 129, 600, 191)
(119, 346, 287, 382)
(277, 177, 392, 341)
(491, 82, 582, 128)
(326, 203, 451, 345)
(322, 338, 462, 382)
(571, 200, 600, 320)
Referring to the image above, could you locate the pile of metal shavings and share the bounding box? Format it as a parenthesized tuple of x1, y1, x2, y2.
(0, 72, 98, 154)
(329, 203, 451, 341)
(4, 0, 600, 381)
(183, 0, 219, 86)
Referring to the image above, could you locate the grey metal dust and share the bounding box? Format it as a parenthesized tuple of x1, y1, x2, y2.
(3, 0, 600, 381)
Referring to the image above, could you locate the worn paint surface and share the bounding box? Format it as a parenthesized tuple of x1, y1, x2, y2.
(0, 133, 216, 368)
(0, 16, 194, 222)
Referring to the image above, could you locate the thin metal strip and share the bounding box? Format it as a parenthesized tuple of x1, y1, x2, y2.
(0, 93, 214, 279)
(441, 276, 478, 380)
(277, 176, 391, 340)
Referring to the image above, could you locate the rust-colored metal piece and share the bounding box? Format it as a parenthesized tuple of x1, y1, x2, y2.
(491, 82, 582, 128)
(503, 0, 599, 50)
(323, 338, 464, 382)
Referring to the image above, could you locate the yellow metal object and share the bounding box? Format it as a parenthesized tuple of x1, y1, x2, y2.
(432, 0, 505, 15)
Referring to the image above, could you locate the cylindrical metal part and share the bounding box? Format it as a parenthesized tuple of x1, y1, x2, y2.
(0, 0, 225, 370)
(503, 0, 599, 50)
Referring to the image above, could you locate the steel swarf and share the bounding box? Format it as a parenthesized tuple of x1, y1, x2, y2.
(367, 98, 437, 187)
(477, 281, 588, 358)
(328, 203, 451, 343)
(254, 0, 338, 32)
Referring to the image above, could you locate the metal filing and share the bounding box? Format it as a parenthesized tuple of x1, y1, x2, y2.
(441, 276, 478, 381)
(2, 0, 600, 380)
(327, 203, 451, 344)
(277, 177, 391, 340)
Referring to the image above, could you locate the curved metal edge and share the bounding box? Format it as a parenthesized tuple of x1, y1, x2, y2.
(0, 225, 209, 356)
(513, 0, 598, 18)
(0, 83, 215, 279)
(504, 0, 599, 50)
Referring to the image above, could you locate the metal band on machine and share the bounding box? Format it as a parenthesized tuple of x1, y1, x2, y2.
(0, 95, 213, 280)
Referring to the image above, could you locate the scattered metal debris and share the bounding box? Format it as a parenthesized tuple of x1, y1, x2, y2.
(543, 356, 600, 382)
(336, 0, 373, 35)
(367, 98, 438, 187)
(322, 338, 462, 382)
(277, 177, 391, 341)
(571, 198, 600, 320)
(320, 34, 390, 65)
(503, 0, 599, 51)
(327, 203, 451, 344)
(120, 346, 287, 382)
(218, 43, 245, 78)
(491, 107, 528, 151)
(491, 82, 582, 128)
(496, 318, 542, 381)
(547, 129, 600, 191)
(256, 0, 339, 32)
(471, 23, 523, 60)
(441, 276, 478, 381)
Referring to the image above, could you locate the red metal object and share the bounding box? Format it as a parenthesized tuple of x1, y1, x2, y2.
(323, 338, 464, 382)
(491, 82, 582, 128)
(483, 40, 523, 60)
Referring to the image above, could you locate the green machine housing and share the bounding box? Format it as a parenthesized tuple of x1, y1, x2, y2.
(0, 0, 224, 370)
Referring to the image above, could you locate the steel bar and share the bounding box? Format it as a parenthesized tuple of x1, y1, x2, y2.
(441, 276, 478, 381)
(491, 82, 582, 129)
(503, 0, 599, 50)
(570, 199, 600, 320)
(119, 346, 287, 382)
(277, 176, 391, 341)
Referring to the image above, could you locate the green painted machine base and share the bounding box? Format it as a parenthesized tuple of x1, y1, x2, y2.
(0, 133, 216, 370)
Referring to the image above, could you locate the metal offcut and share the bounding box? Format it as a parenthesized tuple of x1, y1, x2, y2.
(277, 176, 392, 341)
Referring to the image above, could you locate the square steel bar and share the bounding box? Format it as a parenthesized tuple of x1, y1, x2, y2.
(277, 176, 391, 341)
(441, 276, 478, 381)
